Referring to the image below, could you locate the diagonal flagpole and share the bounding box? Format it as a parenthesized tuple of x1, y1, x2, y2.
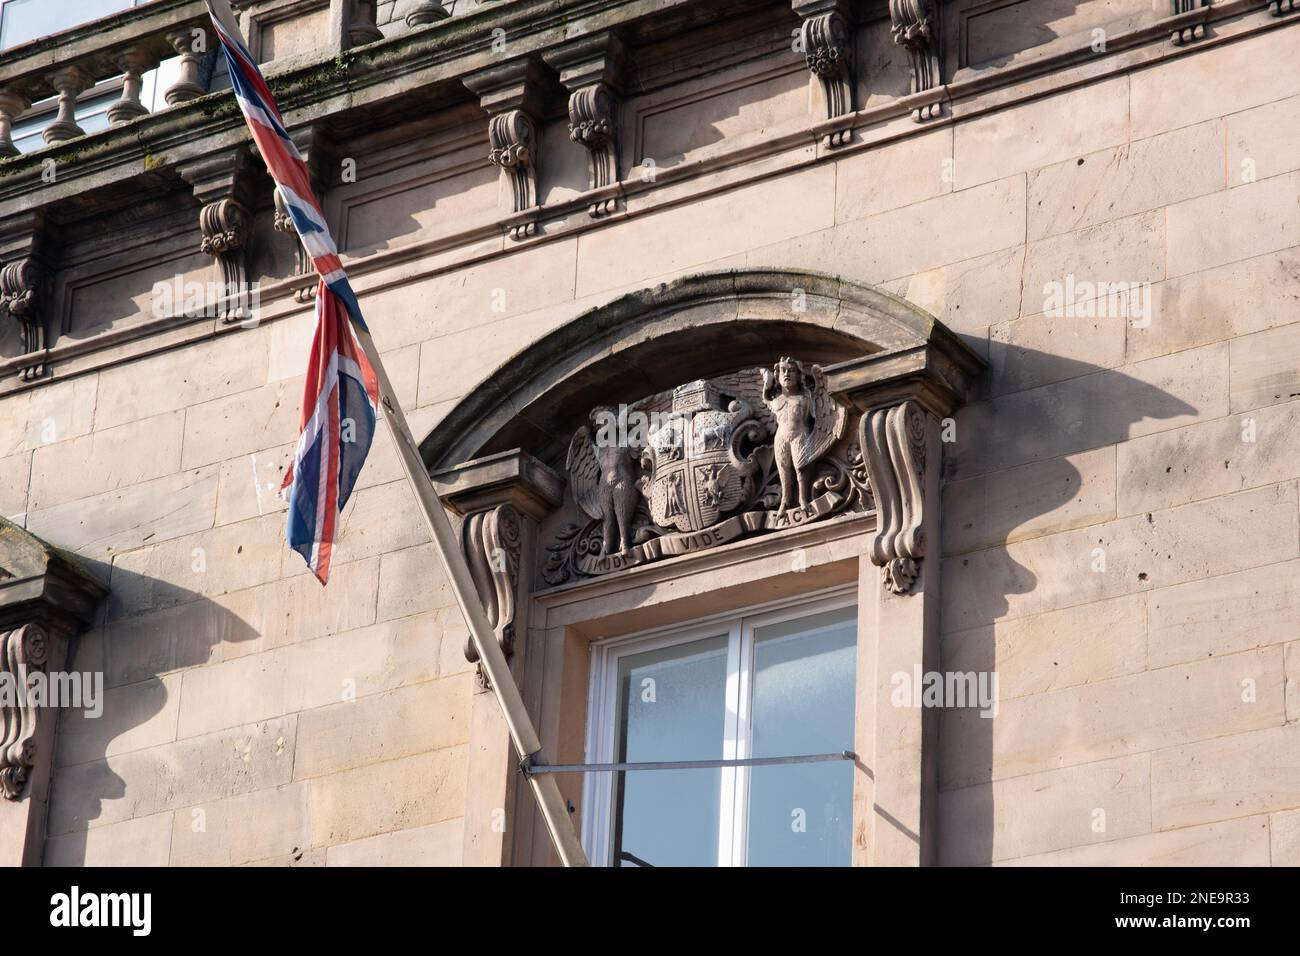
(203, 0, 587, 867)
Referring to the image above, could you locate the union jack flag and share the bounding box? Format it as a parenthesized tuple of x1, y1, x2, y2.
(205, 0, 378, 583)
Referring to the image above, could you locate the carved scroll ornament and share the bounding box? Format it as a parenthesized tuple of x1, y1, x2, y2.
(861, 400, 927, 594)
(0, 624, 48, 800)
(463, 504, 522, 672)
(1, 257, 45, 381)
(545, 363, 868, 585)
(488, 110, 539, 241)
(800, 9, 854, 146)
(890, 0, 943, 122)
(569, 83, 619, 217)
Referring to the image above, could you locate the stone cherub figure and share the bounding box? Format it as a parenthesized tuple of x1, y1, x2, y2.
(761, 357, 846, 518)
(566, 407, 640, 555)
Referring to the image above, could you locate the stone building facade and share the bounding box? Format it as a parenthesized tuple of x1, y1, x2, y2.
(0, 0, 1296, 866)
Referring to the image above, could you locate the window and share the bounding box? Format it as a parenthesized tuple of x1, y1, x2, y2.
(583, 591, 857, 867)
(0, 0, 147, 50)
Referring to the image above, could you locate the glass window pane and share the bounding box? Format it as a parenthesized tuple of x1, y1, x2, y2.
(1, 0, 136, 49)
(612, 634, 727, 867)
(746, 605, 856, 866)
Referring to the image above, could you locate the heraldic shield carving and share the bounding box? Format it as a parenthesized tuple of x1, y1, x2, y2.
(544, 360, 872, 584)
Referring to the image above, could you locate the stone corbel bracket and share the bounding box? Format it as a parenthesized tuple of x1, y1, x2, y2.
(1272, 0, 1298, 16)
(543, 33, 626, 219)
(432, 449, 564, 688)
(823, 328, 984, 595)
(794, 0, 857, 146)
(0, 211, 52, 382)
(465, 59, 549, 242)
(0, 518, 106, 865)
(273, 126, 335, 303)
(890, 0, 944, 122)
(178, 148, 258, 323)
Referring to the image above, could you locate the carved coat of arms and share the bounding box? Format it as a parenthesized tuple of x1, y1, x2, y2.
(546, 360, 869, 584)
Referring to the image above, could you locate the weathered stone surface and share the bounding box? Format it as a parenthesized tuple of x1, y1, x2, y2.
(1286, 640, 1299, 725)
(941, 646, 1285, 790)
(1272, 806, 1300, 866)
(835, 126, 952, 223)
(23, 375, 97, 450)
(48, 716, 297, 835)
(181, 377, 304, 470)
(943, 483, 1298, 630)
(989, 314, 1127, 395)
(294, 675, 471, 779)
(1020, 210, 1164, 318)
(377, 543, 453, 622)
(94, 327, 270, 430)
(1229, 323, 1300, 414)
(954, 76, 1130, 189)
(308, 746, 466, 847)
(27, 466, 218, 562)
(1006, 815, 1271, 866)
(44, 811, 173, 867)
(884, 246, 1024, 350)
(0, 451, 29, 518)
(942, 593, 1146, 701)
(169, 783, 310, 867)
(1227, 93, 1300, 187)
(325, 817, 463, 866)
(1153, 722, 1300, 830)
(579, 166, 837, 297)
(55, 674, 180, 769)
(1166, 171, 1300, 279)
(949, 343, 1228, 481)
(1130, 24, 1300, 140)
(106, 512, 287, 621)
(1117, 401, 1300, 515)
(1129, 248, 1300, 363)
(939, 754, 1150, 865)
(1147, 560, 1300, 670)
(29, 410, 185, 510)
(1027, 120, 1223, 241)
(943, 446, 1117, 556)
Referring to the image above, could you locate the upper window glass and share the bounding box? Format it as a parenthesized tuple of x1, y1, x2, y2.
(0, 0, 146, 49)
(586, 594, 857, 866)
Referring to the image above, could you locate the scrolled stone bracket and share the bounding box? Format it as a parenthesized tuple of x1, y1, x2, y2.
(890, 0, 944, 122)
(466, 60, 548, 242)
(794, 1, 856, 146)
(861, 400, 927, 594)
(823, 328, 985, 596)
(432, 450, 564, 690)
(462, 504, 523, 686)
(0, 624, 48, 801)
(545, 33, 626, 218)
(178, 149, 257, 323)
(0, 212, 51, 382)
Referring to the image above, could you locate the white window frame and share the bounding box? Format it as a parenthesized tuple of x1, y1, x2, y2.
(581, 584, 857, 867)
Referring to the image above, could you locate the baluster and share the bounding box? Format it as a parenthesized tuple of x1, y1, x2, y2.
(164, 28, 206, 105)
(42, 67, 91, 146)
(0, 90, 30, 157)
(107, 47, 153, 125)
(406, 1, 450, 26)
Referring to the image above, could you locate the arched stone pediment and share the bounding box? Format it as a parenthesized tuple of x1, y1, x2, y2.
(420, 268, 971, 474)
(425, 266, 983, 600)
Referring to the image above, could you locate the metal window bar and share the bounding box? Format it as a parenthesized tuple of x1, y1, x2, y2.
(522, 750, 857, 775)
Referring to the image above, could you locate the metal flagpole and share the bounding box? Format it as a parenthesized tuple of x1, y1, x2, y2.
(351, 325, 589, 868)
(203, 0, 587, 867)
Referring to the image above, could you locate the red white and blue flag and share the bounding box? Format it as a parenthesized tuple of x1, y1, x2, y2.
(205, 0, 379, 584)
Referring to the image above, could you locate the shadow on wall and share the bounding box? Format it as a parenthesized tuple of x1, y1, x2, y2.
(936, 346, 1198, 867)
(43, 567, 261, 867)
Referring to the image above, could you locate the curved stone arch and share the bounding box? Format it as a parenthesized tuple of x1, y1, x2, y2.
(420, 267, 969, 472)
